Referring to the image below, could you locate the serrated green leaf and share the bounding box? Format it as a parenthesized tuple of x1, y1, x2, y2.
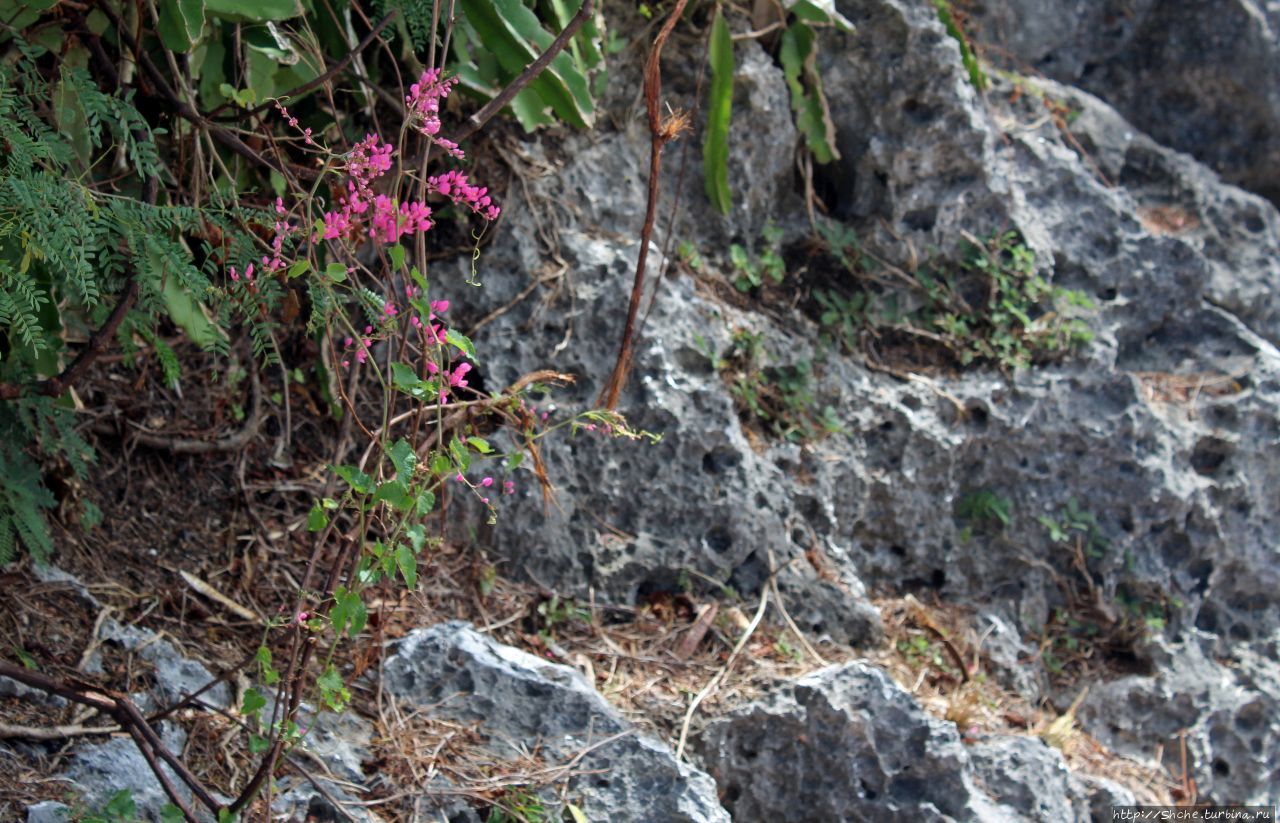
(396, 543, 417, 589)
(329, 586, 366, 638)
(373, 480, 412, 511)
(449, 436, 470, 472)
(240, 687, 267, 715)
(445, 328, 477, 360)
(416, 491, 436, 516)
(388, 438, 417, 482)
(158, 0, 205, 52)
(703, 8, 734, 214)
(330, 464, 374, 494)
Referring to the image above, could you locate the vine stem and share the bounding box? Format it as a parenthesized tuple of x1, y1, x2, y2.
(597, 0, 692, 410)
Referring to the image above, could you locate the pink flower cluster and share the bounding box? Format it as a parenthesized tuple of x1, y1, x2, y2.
(428, 170, 500, 221)
(453, 473, 517, 504)
(407, 69, 465, 160)
(275, 101, 317, 146)
(230, 197, 297, 285)
(321, 134, 399, 241)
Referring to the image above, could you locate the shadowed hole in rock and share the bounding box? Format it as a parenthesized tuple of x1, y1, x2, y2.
(704, 526, 734, 554)
(702, 447, 741, 475)
(1190, 436, 1232, 476)
(903, 207, 937, 232)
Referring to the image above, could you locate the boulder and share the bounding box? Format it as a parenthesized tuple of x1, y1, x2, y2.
(382, 621, 730, 822)
(695, 662, 1093, 821)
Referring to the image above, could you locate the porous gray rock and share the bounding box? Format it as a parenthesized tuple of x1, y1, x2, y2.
(62, 723, 189, 820)
(1081, 634, 1280, 805)
(25, 801, 70, 823)
(970, 0, 1280, 204)
(695, 662, 1091, 821)
(435, 0, 1280, 805)
(381, 621, 730, 822)
(86, 619, 230, 713)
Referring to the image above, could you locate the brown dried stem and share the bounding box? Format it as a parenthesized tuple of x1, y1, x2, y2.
(597, 0, 691, 409)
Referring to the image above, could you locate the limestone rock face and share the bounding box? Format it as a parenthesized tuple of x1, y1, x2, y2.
(969, 0, 1280, 204)
(439, 0, 1280, 803)
(382, 621, 730, 823)
(695, 663, 1095, 822)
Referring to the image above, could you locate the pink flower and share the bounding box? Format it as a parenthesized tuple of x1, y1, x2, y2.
(480, 477, 493, 487)
(295, 611, 310, 624)
(322, 210, 350, 240)
(448, 362, 471, 388)
(406, 69, 460, 140)
(504, 480, 515, 495)
(427, 170, 500, 221)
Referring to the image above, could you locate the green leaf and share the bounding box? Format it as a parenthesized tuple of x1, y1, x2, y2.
(160, 267, 226, 349)
(448, 436, 470, 472)
(158, 0, 206, 52)
(307, 504, 328, 532)
(324, 262, 348, 282)
(396, 543, 417, 589)
(240, 687, 267, 715)
(391, 362, 421, 391)
(330, 464, 374, 494)
(388, 244, 406, 271)
(388, 438, 417, 482)
(160, 804, 185, 823)
(457, 0, 594, 128)
(703, 7, 734, 214)
(780, 23, 839, 164)
(330, 586, 367, 637)
(466, 436, 493, 454)
(373, 480, 412, 512)
(406, 523, 428, 551)
(103, 790, 136, 818)
(204, 0, 301, 22)
(445, 328, 477, 360)
(415, 491, 436, 516)
(286, 259, 310, 279)
(566, 803, 589, 823)
(248, 734, 270, 754)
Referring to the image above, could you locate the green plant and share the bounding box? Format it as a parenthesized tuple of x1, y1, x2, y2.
(1037, 497, 1108, 559)
(944, 232, 1095, 368)
(729, 222, 786, 292)
(0, 36, 265, 562)
(813, 288, 867, 354)
(955, 489, 1012, 537)
(537, 593, 591, 635)
(933, 0, 985, 92)
(804, 225, 1094, 371)
(703, 2, 853, 213)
